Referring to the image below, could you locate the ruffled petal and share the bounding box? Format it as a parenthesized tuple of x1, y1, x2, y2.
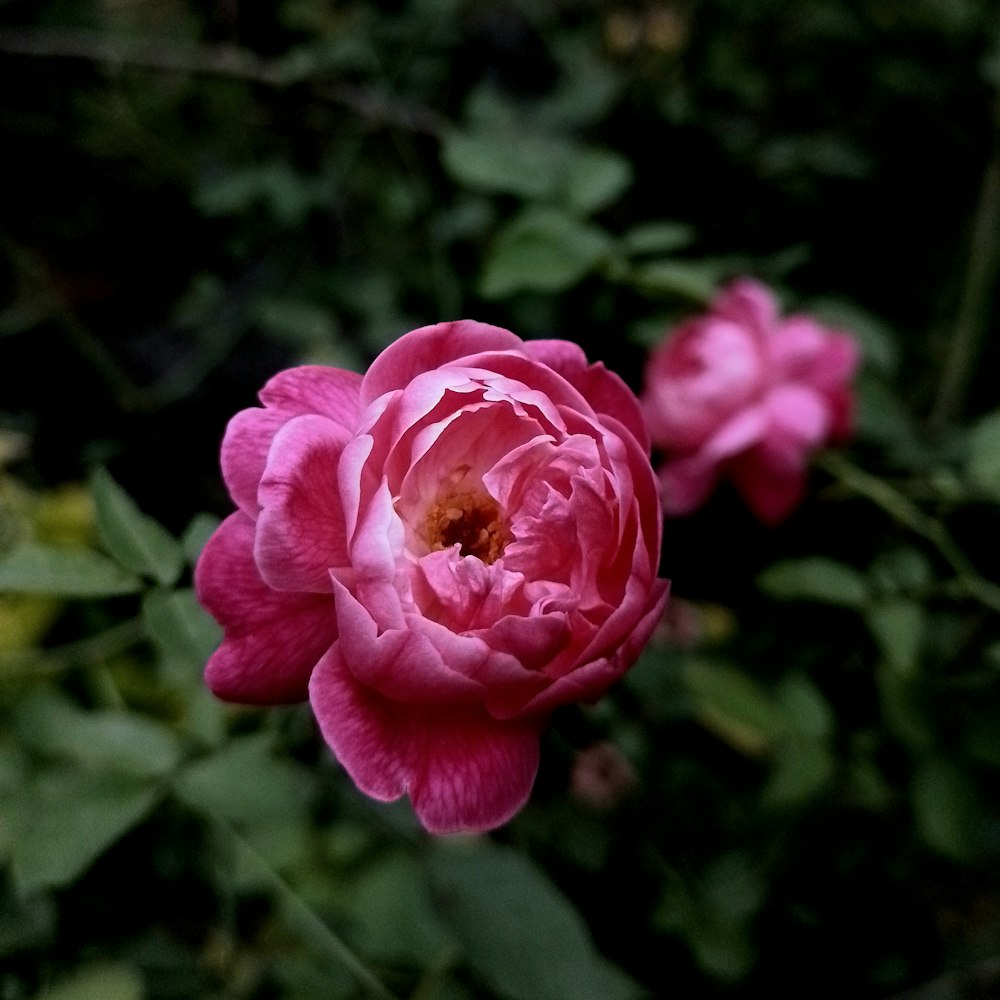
(221, 366, 362, 518)
(360, 320, 522, 407)
(522, 339, 651, 452)
(309, 646, 541, 833)
(195, 513, 336, 703)
(255, 415, 353, 592)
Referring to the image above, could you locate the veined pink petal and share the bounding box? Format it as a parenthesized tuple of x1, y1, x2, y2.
(522, 339, 652, 452)
(255, 415, 352, 592)
(195, 513, 335, 703)
(360, 320, 522, 406)
(309, 646, 541, 834)
(221, 367, 362, 518)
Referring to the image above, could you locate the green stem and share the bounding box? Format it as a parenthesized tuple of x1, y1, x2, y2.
(930, 94, 1000, 429)
(227, 826, 402, 1000)
(817, 452, 1000, 613)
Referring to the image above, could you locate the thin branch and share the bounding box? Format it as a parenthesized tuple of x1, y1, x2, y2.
(0, 27, 448, 135)
(930, 92, 1000, 429)
(817, 451, 1000, 614)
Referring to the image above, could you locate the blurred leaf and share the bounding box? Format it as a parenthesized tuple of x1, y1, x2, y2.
(683, 659, 785, 756)
(12, 766, 161, 895)
(762, 737, 836, 807)
(174, 733, 310, 829)
(855, 371, 916, 447)
(0, 543, 142, 596)
(142, 587, 221, 681)
(868, 546, 933, 594)
(480, 209, 611, 298)
(621, 221, 696, 257)
(430, 841, 640, 1000)
(758, 557, 868, 608)
(876, 663, 934, 751)
(28, 962, 143, 1000)
(865, 599, 925, 676)
(181, 513, 220, 566)
(338, 851, 454, 964)
(626, 259, 719, 301)
(911, 757, 980, 861)
(967, 408, 1000, 498)
(14, 690, 182, 778)
(776, 672, 834, 740)
(91, 468, 184, 586)
(441, 131, 567, 199)
(562, 148, 633, 214)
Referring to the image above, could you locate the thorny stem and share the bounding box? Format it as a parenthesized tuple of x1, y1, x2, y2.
(930, 92, 1000, 429)
(225, 826, 403, 1000)
(817, 452, 1000, 613)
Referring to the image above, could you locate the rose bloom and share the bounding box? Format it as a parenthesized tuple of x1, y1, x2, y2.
(642, 279, 859, 524)
(196, 321, 669, 833)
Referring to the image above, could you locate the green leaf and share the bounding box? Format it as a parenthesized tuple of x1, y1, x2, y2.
(430, 842, 640, 1000)
(480, 209, 611, 298)
(621, 220, 696, 256)
(626, 259, 719, 301)
(758, 557, 868, 608)
(14, 690, 182, 778)
(28, 962, 144, 1000)
(683, 660, 785, 756)
(762, 737, 836, 807)
(143, 587, 221, 680)
(181, 512, 220, 566)
(91, 468, 185, 586)
(12, 766, 161, 895)
(865, 599, 925, 676)
(441, 131, 568, 199)
(776, 672, 834, 741)
(0, 543, 142, 596)
(562, 148, 633, 214)
(967, 408, 1000, 498)
(174, 733, 310, 829)
(338, 852, 455, 964)
(911, 757, 980, 861)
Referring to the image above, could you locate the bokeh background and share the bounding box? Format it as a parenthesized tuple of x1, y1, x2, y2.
(2, 2, 1000, 999)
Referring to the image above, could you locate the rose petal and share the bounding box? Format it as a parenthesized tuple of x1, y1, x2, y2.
(195, 513, 336, 703)
(361, 320, 523, 407)
(310, 646, 541, 833)
(221, 366, 362, 518)
(255, 414, 353, 592)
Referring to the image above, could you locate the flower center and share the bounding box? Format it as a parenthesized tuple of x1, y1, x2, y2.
(423, 490, 510, 564)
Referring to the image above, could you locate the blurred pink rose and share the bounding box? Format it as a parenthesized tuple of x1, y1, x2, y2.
(196, 321, 668, 833)
(642, 279, 859, 524)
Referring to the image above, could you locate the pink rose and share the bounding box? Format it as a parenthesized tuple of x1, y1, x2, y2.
(642, 279, 859, 524)
(196, 321, 669, 833)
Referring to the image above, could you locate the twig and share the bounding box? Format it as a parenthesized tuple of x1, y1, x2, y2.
(930, 92, 1000, 429)
(226, 825, 403, 1000)
(817, 452, 1000, 613)
(0, 27, 448, 135)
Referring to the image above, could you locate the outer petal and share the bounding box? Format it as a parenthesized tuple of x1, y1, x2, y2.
(255, 414, 353, 592)
(195, 513, 336, 703)
(360, 320, 523, 406)
(309, 646, 542, 834)
(659, 455, 720, 516)
(522, 339, 651, 453)
(221, 366, 362, 518)
(728, 441, 808, 525)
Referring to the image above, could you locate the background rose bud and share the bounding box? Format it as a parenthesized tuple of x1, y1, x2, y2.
(641, 279, 860, 524)
(196, 321, 669, 834)
(570, 741, 637, 811)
